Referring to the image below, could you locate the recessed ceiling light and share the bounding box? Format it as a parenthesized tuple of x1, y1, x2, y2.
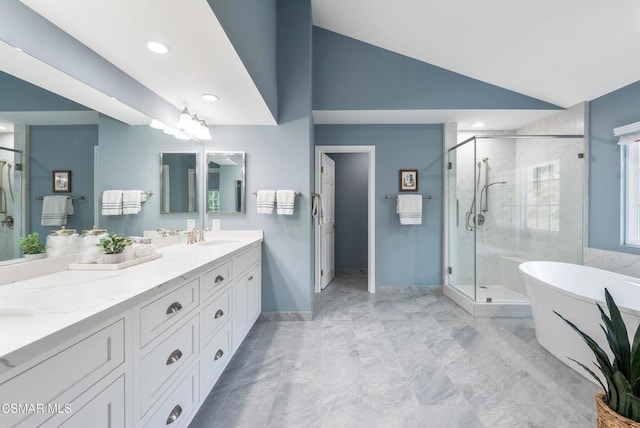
(202, 94, 219, 102)
(472, 122, 486, 128)
(147, 41, 170, 54)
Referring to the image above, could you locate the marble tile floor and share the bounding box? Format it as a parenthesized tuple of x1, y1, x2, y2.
(189, 273, 600, 428)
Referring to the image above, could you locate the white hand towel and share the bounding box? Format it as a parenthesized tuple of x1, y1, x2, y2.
(102, 190, 123, 216)
(312, 193, 326, 225)
(276, 190, 296, 215)
(257, 190, 276, 214)
(41, 195, 73, 226)
(123, 190, 143, 215)
(397, 194, 422, 225)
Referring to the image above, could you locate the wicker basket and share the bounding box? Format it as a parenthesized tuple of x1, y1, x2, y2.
(596, 392, 640, 427)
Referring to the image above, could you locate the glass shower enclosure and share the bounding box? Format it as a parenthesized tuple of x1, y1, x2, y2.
(446, 135, 584, 311)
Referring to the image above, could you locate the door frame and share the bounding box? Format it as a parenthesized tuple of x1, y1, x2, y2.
(314, 145, 375, 293)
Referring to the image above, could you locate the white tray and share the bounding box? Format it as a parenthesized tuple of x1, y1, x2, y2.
(68, 253, 162, 270)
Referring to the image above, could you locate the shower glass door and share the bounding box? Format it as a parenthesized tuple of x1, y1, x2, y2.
(448, 137, 478, 301)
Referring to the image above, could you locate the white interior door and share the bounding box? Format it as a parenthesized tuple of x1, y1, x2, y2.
(321, 154, 335, 290)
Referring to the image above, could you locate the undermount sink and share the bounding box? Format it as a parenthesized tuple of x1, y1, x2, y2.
(197, 239, 241, 247)
(0, 307, 36, 326)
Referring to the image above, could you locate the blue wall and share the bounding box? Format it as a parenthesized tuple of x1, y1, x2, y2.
(315, 124, 443, 285)
(97, 117, 202, 235)
(29, 125, 97, 238)
(589, 80, 640, 254)
(0, 71, 88, 112)
(207, 0, 278, 121)
(98, 0, 314, 313)
(313, 27, 561, 111)
(328, 153, 368, 270)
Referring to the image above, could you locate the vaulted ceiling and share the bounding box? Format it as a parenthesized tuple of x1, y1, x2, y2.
(5, 0, 640, 130)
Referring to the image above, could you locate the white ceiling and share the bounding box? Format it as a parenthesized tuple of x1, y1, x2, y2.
(312, 0, 640, 108)
(20, 0, 276, 126)
(11, 0, 640, 130)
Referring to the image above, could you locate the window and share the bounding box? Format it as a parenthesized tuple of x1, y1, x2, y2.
(623, 140, 640, 246)
(616, 121, 640, 247)
(525, 160, 560, 232)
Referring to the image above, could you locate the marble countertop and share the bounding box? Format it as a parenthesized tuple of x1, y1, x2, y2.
(0, 230, 262, 374)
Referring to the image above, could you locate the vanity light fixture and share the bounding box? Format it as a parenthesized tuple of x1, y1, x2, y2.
(163, 127, 176, 136)
(472, 122, 486, 128)
(196, 120, 212, 140)
(202, 94, 219, 102)
(147, 41, 170, 54)
(0, 125, 6, 130)
(174, 132, 190, 141)
(176, 107, 212, 141)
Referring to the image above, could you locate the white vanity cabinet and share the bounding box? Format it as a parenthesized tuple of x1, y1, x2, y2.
(0, 316, 132, 428)
(0, 233, 262, 428)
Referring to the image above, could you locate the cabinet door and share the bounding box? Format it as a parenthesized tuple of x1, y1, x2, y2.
(43, 376, 125, 428)
(232, 276, 247, 351)
(246, 265, 261, 325)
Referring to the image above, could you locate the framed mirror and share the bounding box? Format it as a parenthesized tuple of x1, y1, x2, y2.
(160, 152, 198, 214)
(206, 152, 245, 214)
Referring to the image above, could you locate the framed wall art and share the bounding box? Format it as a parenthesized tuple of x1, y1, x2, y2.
(52, 170, 71, 193)
(399, 169, 418, 192)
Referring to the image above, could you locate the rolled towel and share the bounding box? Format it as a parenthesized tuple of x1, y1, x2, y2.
(397, 194, 422, 225)
(257, 190, 276, 214)
(102, 190, 123, 215)
(41, 195, 73, 226)
(123, 190, 142, 215)
(277, 190, 296, 215)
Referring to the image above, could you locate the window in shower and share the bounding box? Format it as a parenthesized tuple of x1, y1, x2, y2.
(524, 160, 560, 232)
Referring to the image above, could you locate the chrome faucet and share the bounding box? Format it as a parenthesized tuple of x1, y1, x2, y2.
(187, 228, 209, 244)
(156, 228, 179, 237)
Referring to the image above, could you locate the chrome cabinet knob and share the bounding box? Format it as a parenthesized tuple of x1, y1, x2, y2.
(214, 349, 224, 361)
(215, 275, 224, 283)
(214, 309, 224, 319)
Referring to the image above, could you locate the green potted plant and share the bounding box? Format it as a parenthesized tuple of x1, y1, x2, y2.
(97, 233, 131, 264)
(18, 232, 46, 261)
(555, 288, 640, 426)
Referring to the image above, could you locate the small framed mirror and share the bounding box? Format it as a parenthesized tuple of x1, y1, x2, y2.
(206, 152, 245, 214)
(160, 152, 198, 214)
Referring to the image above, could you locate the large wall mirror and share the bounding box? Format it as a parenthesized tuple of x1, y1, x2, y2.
(206, 152, 245, 214)
(160, 152, 198, 214)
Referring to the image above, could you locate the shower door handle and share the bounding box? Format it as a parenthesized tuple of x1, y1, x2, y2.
(456, 199, 459, 228)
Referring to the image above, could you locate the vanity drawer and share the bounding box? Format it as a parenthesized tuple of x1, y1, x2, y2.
(235, 245, 260, 277)
(143, 362, 199, 428)
(45, 375, 126, 428)
(200, 286, 232, 348)
(140, 315, 199, 416)
(201, 260, 232, 299)
(0, 319, 125, 428)
(140, 278, 199, 347)
(200, 321, 232, 397)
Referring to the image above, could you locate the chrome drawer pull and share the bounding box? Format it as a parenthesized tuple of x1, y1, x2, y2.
(214, 309, 224, 319)
(166, 349, 183, 365)
(248, 275, 254, 281)
(214, 349, 224, 360)
(214, 275, 224, 283)
(166, 404, 182, 425)
(166, 302, 183, 315)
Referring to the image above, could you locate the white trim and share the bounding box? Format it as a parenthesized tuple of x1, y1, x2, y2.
(614, 121, 640, 137)
(314, 145, 376, 293)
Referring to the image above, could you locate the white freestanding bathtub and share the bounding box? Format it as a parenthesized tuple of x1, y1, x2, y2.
(519, 261, 640, 384)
